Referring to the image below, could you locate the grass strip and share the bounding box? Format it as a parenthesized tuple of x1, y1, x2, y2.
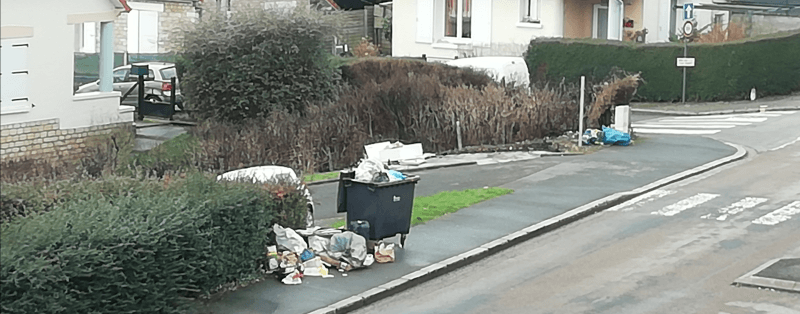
(331, 187, 513, 229)
(304, 172, 339, 183)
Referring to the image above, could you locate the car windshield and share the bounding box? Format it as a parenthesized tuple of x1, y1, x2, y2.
(160, 67, 177, 80)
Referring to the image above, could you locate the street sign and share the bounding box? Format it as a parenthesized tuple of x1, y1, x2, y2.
(684, 3, 694, 20)
(683, 21, 695, 37)
(677, 57, 696, 68)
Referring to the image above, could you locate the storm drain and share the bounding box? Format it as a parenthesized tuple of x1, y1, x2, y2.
(734, 258, 800, 293)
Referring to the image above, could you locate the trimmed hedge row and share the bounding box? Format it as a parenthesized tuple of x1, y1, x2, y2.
(1, 174, 308, 314)
(524, 32, 800, 102)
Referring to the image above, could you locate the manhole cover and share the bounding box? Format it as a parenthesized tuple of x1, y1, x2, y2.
(754, 258, 800, 282)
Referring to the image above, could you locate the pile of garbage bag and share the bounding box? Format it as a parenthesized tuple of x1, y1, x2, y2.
(583, 127, 631, 146)
(269, 224, 397, 285)
(354, 158, 407, 183)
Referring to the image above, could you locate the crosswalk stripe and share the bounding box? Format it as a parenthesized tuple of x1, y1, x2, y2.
(635, 129, 721, 135)
(700, 197, 768, 221)
(608, 189, 675, 212)
(652, 193, 719, 216)
(631, 124, 736, 129)
(643, 121, 753, 126)
(670, 116, 769, 122)
(752, 201, 800, 226)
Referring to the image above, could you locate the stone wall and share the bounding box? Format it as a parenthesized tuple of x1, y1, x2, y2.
(113, 0, 198, 53)
(0, 119, 133, 163)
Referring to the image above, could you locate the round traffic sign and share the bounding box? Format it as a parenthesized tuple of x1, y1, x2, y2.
(683, 21, 695, 37)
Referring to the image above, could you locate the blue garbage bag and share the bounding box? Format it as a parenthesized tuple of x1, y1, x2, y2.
(601, 126, 631, 146)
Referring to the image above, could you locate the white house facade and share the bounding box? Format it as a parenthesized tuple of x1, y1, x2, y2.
(1, 0, 135, 162)
(393, 0, 648, 61)
(393, 0, 799, 61)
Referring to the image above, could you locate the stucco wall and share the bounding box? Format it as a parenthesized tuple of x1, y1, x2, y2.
(393, 0, 564, 60)
(1, 0, 133, 165)
(563, 0, 643, 39)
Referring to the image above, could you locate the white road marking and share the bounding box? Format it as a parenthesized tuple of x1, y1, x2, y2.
(631, 124, 736, 129)
(752, 201, 800, 226)
(700, 197, 768, 221)
(769, 136, 800, 151)
(652, 193, 719, 216)
(670, 117, 768, 122)
(608, 189, 675, 212)
(634, 129, 721, 135)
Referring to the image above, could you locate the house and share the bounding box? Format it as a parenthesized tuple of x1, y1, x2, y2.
(1, 0, 136, 163)
(392, 0, 800, 61)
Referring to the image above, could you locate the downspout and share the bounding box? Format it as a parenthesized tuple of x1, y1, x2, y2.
(615, 0, 624, 40)
(669, 0, 677, 40)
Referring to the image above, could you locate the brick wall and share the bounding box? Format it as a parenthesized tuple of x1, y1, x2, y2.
(0, 119, 133, 163)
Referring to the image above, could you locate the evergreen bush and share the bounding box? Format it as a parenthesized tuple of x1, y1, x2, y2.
(176, 5, 341, 122)
(524, 32, 800, 101)
(0, 174, 307, 313)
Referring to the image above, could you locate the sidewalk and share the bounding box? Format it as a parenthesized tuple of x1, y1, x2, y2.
(630, 94, 800, 115)
(196, 135, 745, 314)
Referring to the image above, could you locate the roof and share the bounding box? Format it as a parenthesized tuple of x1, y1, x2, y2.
(110, 0, 132, 12)
(695, 0, 800, 15)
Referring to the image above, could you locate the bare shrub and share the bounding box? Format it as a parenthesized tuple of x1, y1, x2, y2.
(588, 71, 644, 128)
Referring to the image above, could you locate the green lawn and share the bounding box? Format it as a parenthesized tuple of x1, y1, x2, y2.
(303, 172, 339, 183)
(331, 187, 514, 229)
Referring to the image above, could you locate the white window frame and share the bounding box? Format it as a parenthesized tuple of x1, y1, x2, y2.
(521, 0, 540, 23)
(444, 0, 471, 41)
(592, 4, 609, 39)
(126, 6, 162, 54)
(1, 39, 31, 114)
(75, 22, 97, 53)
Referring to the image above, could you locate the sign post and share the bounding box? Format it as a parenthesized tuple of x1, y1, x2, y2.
(681, 5, 695, 105)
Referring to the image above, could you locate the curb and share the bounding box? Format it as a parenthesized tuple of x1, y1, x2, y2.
(306, 141, 747, 314)
(733, 257, 800, 293)
(631, 106, 800, 116)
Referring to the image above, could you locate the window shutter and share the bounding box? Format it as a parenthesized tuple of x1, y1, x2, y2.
(1, 40, 30, 113)
(472, 0, 492, 47)
(416, 0, 434, 43)
(608, 0, 623, 40)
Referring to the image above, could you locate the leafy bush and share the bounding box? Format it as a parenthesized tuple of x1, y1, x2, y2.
(0, 173, 308, 314)
(525, 31, 800, 101)
(176, 5, 341, 122)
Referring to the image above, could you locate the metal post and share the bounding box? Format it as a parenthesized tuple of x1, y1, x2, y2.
(579, 76, 585, 147)
(456, 121, 463, 150)
(682, 40, 687, 105)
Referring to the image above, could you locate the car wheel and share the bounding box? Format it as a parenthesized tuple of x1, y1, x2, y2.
(306, 204, 315, 228)
(145, 95, 161, 103)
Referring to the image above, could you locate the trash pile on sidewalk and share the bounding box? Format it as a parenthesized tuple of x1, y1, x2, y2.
(364, 141, 435, 167)
(582, 126, 632, 146)
(269, 224, 398, 285)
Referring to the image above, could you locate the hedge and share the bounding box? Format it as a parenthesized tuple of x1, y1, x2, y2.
(524, 31, 800, 102)
(1, 174, 308, 314)
(176, 5, 341, 122)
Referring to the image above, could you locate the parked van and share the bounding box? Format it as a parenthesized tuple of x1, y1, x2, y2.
(445, 56, 531, 88)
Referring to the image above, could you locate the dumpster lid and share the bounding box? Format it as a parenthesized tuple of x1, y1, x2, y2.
(343, 175, 420, 187)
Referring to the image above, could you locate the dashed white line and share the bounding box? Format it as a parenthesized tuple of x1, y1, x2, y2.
(608, 189, 675, 212)
(652, 193, 720, 217)
(752, 201, 800, 226)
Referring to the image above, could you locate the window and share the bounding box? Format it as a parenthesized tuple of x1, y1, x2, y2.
(1, 40, 30, 114)
(445, 0, 471, 38)
(127, 9, 159, 53)
(75, 22, 97, 53)
(113, 68, 130, 83)
(521, 0, 539, 23)
(713, 13, 725, 25)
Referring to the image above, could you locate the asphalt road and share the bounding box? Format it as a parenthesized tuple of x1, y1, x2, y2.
(349, 134, 800, 314)
(309, 158, 564, 224)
